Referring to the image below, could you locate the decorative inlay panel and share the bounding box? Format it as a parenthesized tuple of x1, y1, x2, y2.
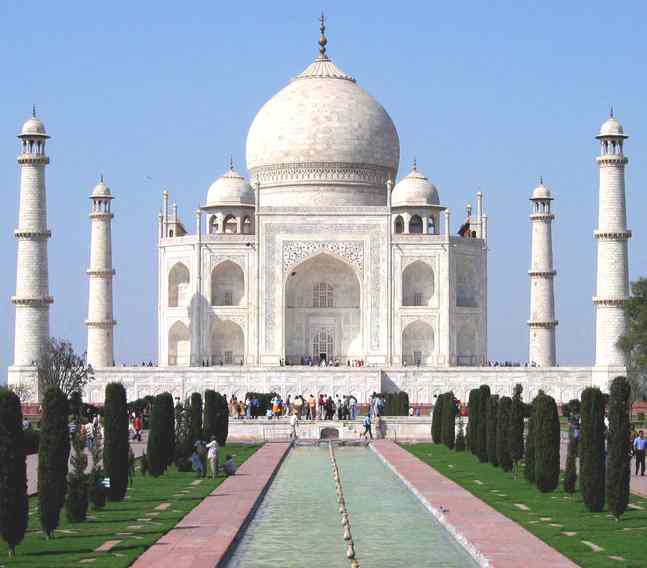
(282, 240, 364, 276)
(251, 162, 393, 188)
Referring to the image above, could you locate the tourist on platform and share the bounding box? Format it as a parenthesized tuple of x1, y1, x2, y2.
(294, 395, 303, 419)
(307, 394, 316, 420)
(245, 396, 252, 419)
(336, 394, 343, 420)
(223, 454, 237, 476)
(318, 394, 325, 420)
(361, 414, 373, 440)
(266, 407, 273, 419)
(290, 411, 298, 440)
(206, 435, 220, 478)
(285, 395, 292, 416)
(271, 396, 281, 417)
(634, 430, 646, 476)
(349, 396, 357, 420)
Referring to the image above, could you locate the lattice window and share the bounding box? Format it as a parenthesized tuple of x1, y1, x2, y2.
(414, 351, 422, 365)
(224, 351, 233, 364)
(224, 291, 233, 306)
(313, 282, 334, 308)
(414, 292, 423, 306)
(313, 328, 334, 358)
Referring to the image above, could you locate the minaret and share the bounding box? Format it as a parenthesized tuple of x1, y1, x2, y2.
(86, 176, 116, 368)
(11, 108, 53, 367)
(528, 178, 557, 366)
(594, 111, 631, 368)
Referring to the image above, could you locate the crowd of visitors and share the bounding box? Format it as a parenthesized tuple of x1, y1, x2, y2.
(225, 393, 362, 420)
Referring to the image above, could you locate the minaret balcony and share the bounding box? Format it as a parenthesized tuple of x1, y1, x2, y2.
(593, 230, 631, 241)
(11, 295, 54, 306)
(17, 154, 49, 165)
(528, 270, 556, 278)
(14, 229, 51, 239)
(527, 320, 558, 328)
(592, 296, 627, 306)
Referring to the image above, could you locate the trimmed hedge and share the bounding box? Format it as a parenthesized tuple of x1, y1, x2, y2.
(607, 376, 631, 520)
(486, 395, 499, 466)
(190, 392, 203, 444)
(563, 431, 578, 494)
(477, 385, 491, 463)
(214, 392, 229, 446)
(203, 390, 218, 441)
(432, 394, 445, 444)
(509, 384, 525, 477)
(496, 396, 513, 473)
(147, 393, 173, 477)
(524, 402, 536, 483)
(533, 391, 560, 493)
(441, 392, 457, 450)
(581, 387, 606, 512)
(467, 389, 480, 455)
(104, 383, 129, 501)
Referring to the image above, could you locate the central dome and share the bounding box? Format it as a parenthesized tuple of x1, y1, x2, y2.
(246, 48, 400, 207)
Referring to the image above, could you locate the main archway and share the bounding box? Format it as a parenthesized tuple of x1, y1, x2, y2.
(284, 253, 362, 365)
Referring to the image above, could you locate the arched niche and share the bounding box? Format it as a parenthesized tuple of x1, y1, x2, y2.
(410, 215, 423, 234)
(211, 320, 244, 365)
(211, 260, 245, 306)
(402, 260, 434, 306)
(457, 324, 477, 366)
(168, 321, 190, 366)
(223, 215, 237, 234)
(402, 320, 434, 366)
(394, 215, 404, 234)
(168, 262, 190, 308)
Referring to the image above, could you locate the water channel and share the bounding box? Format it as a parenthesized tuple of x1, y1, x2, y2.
(225, 446, 479, 567)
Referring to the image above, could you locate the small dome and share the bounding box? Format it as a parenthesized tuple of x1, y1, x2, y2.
(206, 168, 255, 207)
(19, 116, 48, 137)
(392, 164, 439, 207)
(597, 116, 626, 138)
(92, 179, 112, 197)
(531, 181, 552, 199)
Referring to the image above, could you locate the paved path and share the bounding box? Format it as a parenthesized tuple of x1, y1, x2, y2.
(132, 442, 290, 568)
(26, 436, 147, 496)
(372, 440, 577, 568)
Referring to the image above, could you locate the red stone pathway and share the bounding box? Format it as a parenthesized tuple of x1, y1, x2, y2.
(132, 442, 289, 568)
(372, 440, 577, 568)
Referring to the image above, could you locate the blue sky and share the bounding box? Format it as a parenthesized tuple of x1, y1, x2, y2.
(1, 1, 647, 378)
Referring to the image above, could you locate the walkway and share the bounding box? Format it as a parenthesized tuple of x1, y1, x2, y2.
(372, 440, 577, 568)
(132, 442, 289, 568)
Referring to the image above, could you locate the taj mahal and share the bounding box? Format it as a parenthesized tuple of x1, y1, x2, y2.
(8, 19, 631, 405)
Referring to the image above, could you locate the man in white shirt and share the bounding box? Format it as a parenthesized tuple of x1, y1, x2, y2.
(206, 436, 219, 478)
(290, 411, 298, 440)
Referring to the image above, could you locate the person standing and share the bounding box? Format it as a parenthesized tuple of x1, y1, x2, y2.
(290, 411, 298, 440)
(350, 396, 357, 420)
(206, 435, 220, 479)
(134, 414, 142, 441)
(634, 430, 646, 476)
(361, 414, 373, 440)
(308, 394, 316, 420)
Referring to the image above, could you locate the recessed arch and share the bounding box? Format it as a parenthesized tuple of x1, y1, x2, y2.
(211, 320, 244, 365)
(394, 215, 404, 234)
(211, 260, 245, 306)
(402, 260, 434, 306)
(457, 323, 477, 366)
(223, 214, 238, 234)
(168, 262, 190, 308)
(402, 320, 434, 366)
(409, 215, 423, 234)
(209, 215, 219, 234)
(168, 321, 190, 366)
(242, 216, 252, 234)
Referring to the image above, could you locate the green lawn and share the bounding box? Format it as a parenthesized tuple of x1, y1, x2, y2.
(0, 444, 260, 567)
(403, 444, 647, 568)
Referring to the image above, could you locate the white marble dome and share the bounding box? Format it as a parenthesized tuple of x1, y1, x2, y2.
(245, 52, 400, 207)
(20, 116, 48, 137)
(531, 181, 552, 199)
(206, 167, 255, 207)
(598, 116, 626, 138)
(92, 179, 112, 197)
(392, 164, 439, 207)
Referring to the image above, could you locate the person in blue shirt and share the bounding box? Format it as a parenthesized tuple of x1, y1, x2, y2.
(634, 430, 646, 476)
(360, 414, 373, 440)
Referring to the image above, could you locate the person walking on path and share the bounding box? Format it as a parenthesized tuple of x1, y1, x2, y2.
(206, 435, 220, 478)
(290, 411, 298, 440)
(634, 430, 646, 476)
(134, 414, 142, 442)
(360, 414, 373, 440)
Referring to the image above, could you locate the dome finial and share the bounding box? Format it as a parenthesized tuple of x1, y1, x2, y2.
(319, 12, 328, 57)
(229, 155, 234, 171)
(32, 104, 36, 118)
(539, 175, 543, 185)
(610, 105, 614, 118)
(100, 173, 104, 183)
(412, 157, 417, 171)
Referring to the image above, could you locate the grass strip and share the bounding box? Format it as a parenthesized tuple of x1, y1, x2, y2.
(403, 443, 647, 568)
(0, 444, 260, 567)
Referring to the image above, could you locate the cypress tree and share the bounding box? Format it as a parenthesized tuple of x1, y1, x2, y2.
(159, 393, 175, 467)
(147, 394, 167, 477)
(65, 424, 89, 522)
(441, 393, 457, 449)
(104, 382, 129, 501)
(486, 395, 499, 466)
(509, 384, 525, 478)
(533, 391, 560, 493)
(581, 387, 606, 512)
(455, 419, 466, 451)
(203, 390, 218, 441)
(88, 420, 106, 510)
(467, 389, 480, 455)
(432, 394, 445, 444)
(214, 392, 229, 446)
(497, 396, 513, 472)
(0, 388, 28, 556)
(190, 392, 203, 444)
(477, 385, 491, 463)
(607, 376, 631, 520)
(563, 430, 578, 494)
(38, 387, 70, 539)
(524, 401, 536, 483)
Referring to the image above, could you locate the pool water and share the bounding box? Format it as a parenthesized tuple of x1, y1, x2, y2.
(225, 446, 478, 567)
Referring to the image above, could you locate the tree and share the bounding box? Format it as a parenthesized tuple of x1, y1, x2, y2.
(65, 424, 89, 522)
(190, 392, 203, 444)
(0, 388, 28, 556)
(467, 389, 480, 455)
(580, 387, 606, 512)
(103, 383, 129, 501)
(38, 387, 70, 538)
(174, 402, 193, 472)
(524, 402, 536, 483)
(203, 390, 218, 441)
(455, 419, 466, 451)
(88, 420, 106, 510)
(214, 392, 229, 446)
(477, 385, 491, 463)
(162, 393, 175, 467)
(69, 391, 82, 418)
(563, 430, 578, 494)
(533, 391, 560, 492)
(38, 338, 94, 399)
(509, 384, 525, 478)
(497, 396, 513, 473)
(486, 395, 499, 466)
(607, 376, 631, 520)
(432, 394, 445, 444)
(618, 278, 647, 402)
(441, 393, 457, 450)
(147, 393, 173, 477)
(398, 391, 410, 416)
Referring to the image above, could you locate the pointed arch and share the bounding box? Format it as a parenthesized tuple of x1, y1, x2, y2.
(402, 320, 434, 366)
(402, 260, 434, 306)
(394, 215, 404, 234)
(211, 320, 244, 365)
(168, 321, 190, 366)
(223, 214, 238, 234)
(168, 262, 190, 307)
(409, 215, 423, 234)
(211, 260, 245, 306)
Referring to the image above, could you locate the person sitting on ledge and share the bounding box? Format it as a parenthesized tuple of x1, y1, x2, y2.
(223, 454, 237, 476)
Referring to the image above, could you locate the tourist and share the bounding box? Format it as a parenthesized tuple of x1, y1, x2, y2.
(634, 430, 646, 476)
(128, 446, 136, 487)
(290, 411, 298, 440)
(194, 439, 207, 477)
(336, 394, 343, 420)
(206, 435, 220, 478)
(349, 396, 357, 420)
(134, 413, 142, 441)
(361, 414, 373, 440)
(294, 395, 303, 419)
(409, 406, 414, 417)
(223, 454, 237, 476)
(307, 394, 316, 420)
(318, 394, 325, 420)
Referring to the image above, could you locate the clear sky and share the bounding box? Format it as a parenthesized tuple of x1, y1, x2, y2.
(2, 1, 647, 380)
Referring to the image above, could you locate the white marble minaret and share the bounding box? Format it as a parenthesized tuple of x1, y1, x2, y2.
(528, 178, 557, 366)
(594, 112, 631, 368)
(11, 109, 53, 367)
(86, 177, 116, 368)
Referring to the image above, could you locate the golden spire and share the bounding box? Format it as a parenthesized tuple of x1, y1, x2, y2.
(319, 13, 328, 57)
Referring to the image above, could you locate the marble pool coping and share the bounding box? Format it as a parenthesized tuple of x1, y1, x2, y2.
(131, 442, 290, 568)
(371, 440, 578, 568)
